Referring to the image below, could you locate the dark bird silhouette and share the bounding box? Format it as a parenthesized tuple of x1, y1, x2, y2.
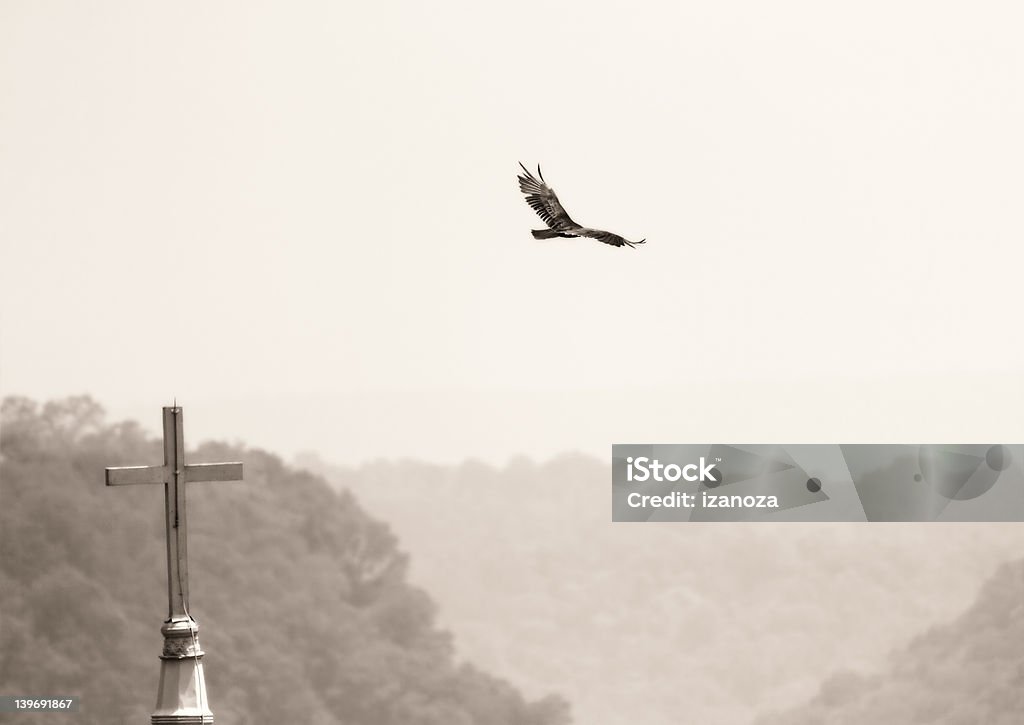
(517, 163, 646, 248)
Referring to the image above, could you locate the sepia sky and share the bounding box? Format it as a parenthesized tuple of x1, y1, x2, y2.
(2, 1, 1024, 462)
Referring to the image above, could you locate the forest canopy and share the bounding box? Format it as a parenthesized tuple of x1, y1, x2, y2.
(0, 396, 571, 725)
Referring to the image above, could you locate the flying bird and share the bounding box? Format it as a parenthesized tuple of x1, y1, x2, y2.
(517, 163, 646, 248)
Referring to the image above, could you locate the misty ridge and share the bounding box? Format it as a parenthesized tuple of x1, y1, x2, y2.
(2, 396, 1023, 725)
(754, 557, 1024, 725)
(753, 557, 1024, 724)
(295, 451, 1024, 724)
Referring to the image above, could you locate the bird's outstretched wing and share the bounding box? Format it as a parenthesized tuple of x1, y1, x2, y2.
(575, 228, 647, 248)
(517, 163, 580, 232)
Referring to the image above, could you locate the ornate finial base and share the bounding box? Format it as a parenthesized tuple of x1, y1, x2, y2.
(152, 617, 213, 725)
(159, 618, 205, 659)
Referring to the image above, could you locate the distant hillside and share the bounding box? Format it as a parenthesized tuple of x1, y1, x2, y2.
(298, 454, 1024, 725)
(754, 558, 1024, 725)
(0, 397, 570, 725)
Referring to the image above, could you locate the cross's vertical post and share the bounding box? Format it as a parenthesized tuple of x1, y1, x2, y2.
(106, 406, 243, 725)
(164, 406, 189, 620)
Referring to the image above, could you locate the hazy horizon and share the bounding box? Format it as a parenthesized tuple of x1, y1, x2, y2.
(4, 375, 1024, 466)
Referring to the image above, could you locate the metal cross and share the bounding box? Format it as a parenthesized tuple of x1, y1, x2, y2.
(106, 406, 243, 621)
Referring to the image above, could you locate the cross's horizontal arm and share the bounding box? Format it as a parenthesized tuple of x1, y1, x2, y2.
(106, 462, 243, 486)
(185, 462, 243, 483)
(106, 465, 164, 486)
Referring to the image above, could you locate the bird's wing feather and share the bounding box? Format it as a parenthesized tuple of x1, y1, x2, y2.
(575, 228, 631, 247)
(517, 163, 579, 231)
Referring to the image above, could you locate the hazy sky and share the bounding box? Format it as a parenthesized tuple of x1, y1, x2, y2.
(2, 1, 1024, 462)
